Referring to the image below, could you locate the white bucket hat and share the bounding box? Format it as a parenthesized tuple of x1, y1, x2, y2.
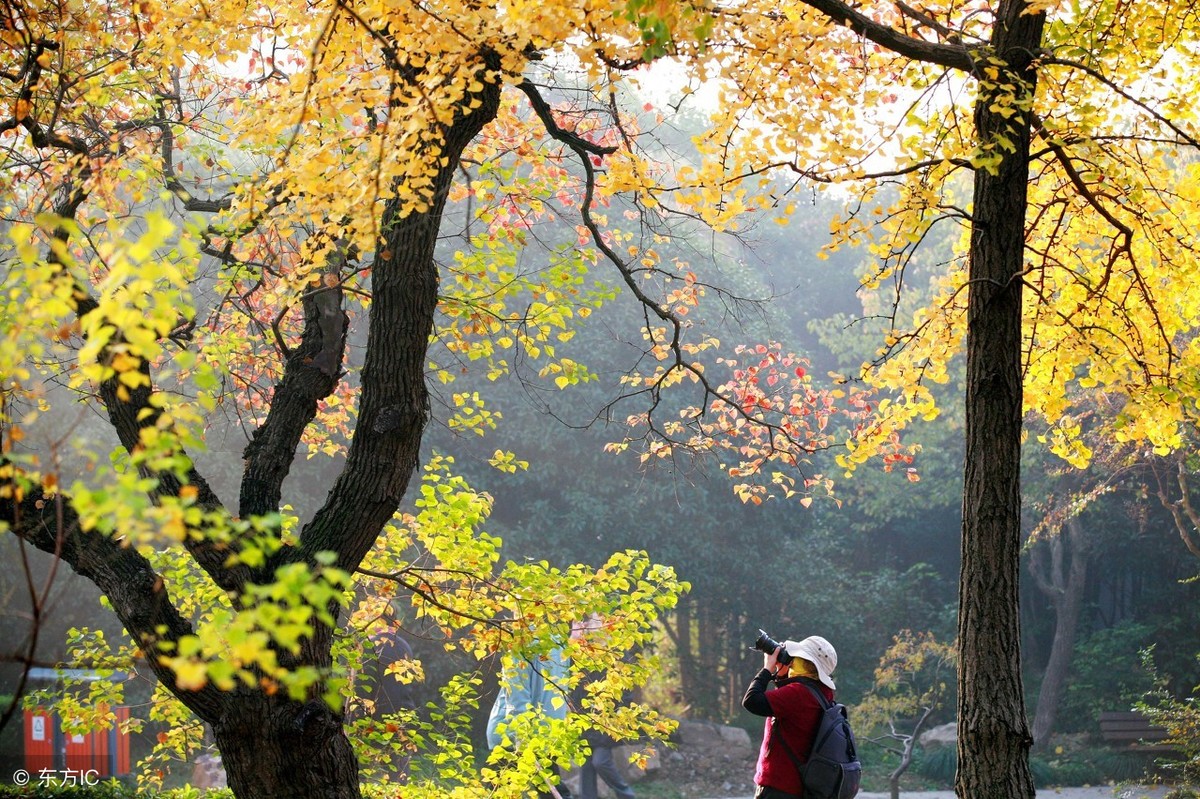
(783, 635, 838, 690)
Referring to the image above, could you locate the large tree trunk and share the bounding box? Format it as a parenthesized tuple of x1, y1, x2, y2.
(1030, 517, 1090, 747)
(956, 2, 1045, 797)
(2, 56, 505, 799)
(213, 694, 360, 799)
(203, 64, 505, 799)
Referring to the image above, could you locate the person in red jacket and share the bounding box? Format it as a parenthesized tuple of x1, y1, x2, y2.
(741, 635, 839, 799)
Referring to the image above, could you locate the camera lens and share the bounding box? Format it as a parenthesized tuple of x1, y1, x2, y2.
(753, 629, 792, 664)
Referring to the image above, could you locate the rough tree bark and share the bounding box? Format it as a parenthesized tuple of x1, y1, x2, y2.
(798, 0, 1047, 793)
(212, 691, 362, 798)
(753, 1, 1050, 793)
(2, 59, 503, 799)
(956, 1, 1045, 796)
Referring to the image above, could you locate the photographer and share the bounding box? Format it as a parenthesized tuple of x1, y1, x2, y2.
(741, 633, 839, 799)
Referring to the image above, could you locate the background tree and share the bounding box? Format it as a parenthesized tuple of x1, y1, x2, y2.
(857, 630, 957, 799)
(1149, 443, 1200, 565)
(665, 3, 1200, 796)
(1021, 404, 1137, 748)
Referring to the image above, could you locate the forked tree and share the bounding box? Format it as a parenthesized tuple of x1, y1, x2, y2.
(0, 0, 878, 796)
(3, 1, 1200, 798)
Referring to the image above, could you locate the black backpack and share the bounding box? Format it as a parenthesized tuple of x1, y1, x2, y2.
(775, 678, 862, 799)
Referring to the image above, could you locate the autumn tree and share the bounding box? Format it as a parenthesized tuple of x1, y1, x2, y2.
(5, 2, 1200, 799)
(604, 1, 1200, 792)
(857, 631, 957, 799)
(639, 3, 1199, 797)
(0, 0, 890, 797)
(0, 2, 706, 796)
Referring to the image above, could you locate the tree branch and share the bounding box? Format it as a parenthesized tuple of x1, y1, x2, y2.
(356, 565, 514, 628)
(1042, 56, 1200, 150)
(294, 56, 504, 576)
(0, 483, 226, 721)
(33, 192, 248, 594)
(525, 80, 834, 468)
(797, 0, 973, 71)
(155, 86, 233, 213)
(516, 80, 618, 158)
(240, 244, 349, 520)
(1152, 456, 1200, 560)
(1034, 117, 1133, 244)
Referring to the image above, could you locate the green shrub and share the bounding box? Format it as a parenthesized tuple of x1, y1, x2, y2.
(1165, 789, 1200, 799)
(1027, 751, 1116, 787)
(912, 745, 957, 784)
(0, 782, 134, 799)
(1059, 622, 1157, 734)
(907, 741, 1152, 788)
(1089, 749, 1156, 783)
(1027, 755, 1056, 787)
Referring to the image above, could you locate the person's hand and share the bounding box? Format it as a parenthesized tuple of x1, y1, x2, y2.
(763, 646, 781, 673)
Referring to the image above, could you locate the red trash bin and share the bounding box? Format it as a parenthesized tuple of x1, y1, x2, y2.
(23, 710, 55, 772)
(24, 706, 131, 777)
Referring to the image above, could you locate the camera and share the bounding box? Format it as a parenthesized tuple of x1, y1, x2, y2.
(752, 629, 792, 664)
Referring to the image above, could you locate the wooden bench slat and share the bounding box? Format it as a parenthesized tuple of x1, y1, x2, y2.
(1098, 710, 1172, 751)
(1099, 711, 1154, 722)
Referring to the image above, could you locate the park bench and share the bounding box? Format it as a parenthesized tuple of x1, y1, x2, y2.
(1098, 711, 1173, 753)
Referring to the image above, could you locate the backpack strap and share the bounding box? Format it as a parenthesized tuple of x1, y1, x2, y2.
(797, 677, 832, 711)
(768, 678, 830, 780)
(771, 717, 806, 769)
(798, 679, 859, 763)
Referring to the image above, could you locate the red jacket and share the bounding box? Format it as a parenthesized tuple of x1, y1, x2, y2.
(742, 670, 834, 796)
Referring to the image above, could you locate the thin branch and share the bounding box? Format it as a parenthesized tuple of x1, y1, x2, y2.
(523, 79, 830, 465)
(156, 89, 233, 213)
(1033, 117, 1133, 244)
(1152, 457, 1200, 560)
(356, 565, 515, 628)
(0, 483, 226, 721)
(1042, 56, 1200, 149)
